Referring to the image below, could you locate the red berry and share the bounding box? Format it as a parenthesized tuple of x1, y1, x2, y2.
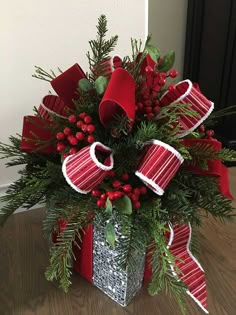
(159, 72, 167, 79)
(153, 106, 160, 114)
(145, 66, 154, 73)
(143, 93, 150, 100)
(81, 124, 88, 133)
(169, 69, 178, 78)
(145, 106, 153, 114)
(107, 170, 116, 177)
(122, 184, 132, 193)
(199, 125, 205, 133)
(140, 186, 147, 195)
(76, 120, 84, 129)
(56, 132, 65, 141)
(100, 193, 107, 200)
(69, 148, 77, 155)
(57, 142, 66, 152)
(69, 137, 78, 146)
(158, 78, 166, 86)
(112, 180, 121, 189)
(146, 113, 154, 120)
(68, 115, 77, 123)
(136, 102, 143, 111)
(84, 116, 93, 124)
(79, 112, 86, 119)
(63, 153, 69, 159)
(107, 192, 116, 201)
(114, 191, 124, 199)
(87, 124, 95, 133)
(76, 132, 85, 141)
(131, 193, 139, 201)
(121, 173, 129, 181)
(97, 199, 105, 207)
(87, 135, 95, 143)
(63, 127, 72, 136)
(133, 188, 140, 196)
(154, 99, 160, 107)
(133, 201, 141, 209)
(206, 129, 215, 138)
(168, 84, 176, 92)
(144, 100, 152, 107)
(92, 189, 101, 197)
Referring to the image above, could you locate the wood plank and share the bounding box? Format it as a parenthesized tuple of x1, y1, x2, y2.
(0, 169, 236, 314)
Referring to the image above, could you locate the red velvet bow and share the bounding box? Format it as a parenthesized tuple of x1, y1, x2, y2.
(183, 138, 233, 199)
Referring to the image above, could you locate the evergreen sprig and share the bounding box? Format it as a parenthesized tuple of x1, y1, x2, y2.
(87, 15, 118, 79)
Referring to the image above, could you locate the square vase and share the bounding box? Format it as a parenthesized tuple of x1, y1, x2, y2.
(92, 217, 146, 306)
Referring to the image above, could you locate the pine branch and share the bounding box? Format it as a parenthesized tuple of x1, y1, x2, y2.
(32, 66, 60, 82)
(215, 148, 236, 161)
(45, 204, 92, 292)
(87, 15, 118, 79)
(144, 201, 187, 314)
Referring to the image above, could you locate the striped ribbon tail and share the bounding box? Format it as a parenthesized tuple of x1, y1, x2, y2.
(168, 224, 208, 314)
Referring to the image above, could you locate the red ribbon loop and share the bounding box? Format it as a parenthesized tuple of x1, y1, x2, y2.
(99, 68, 136, 127)
(51, 63, 87, 109)
(183, 138, 233, 199)
(20, 116, 55, 153)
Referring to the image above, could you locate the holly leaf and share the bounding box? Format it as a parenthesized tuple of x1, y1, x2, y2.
(113, 195, 132, 215)
(158, 50, 175, 72)
(78, 78, 93, 92)
(146, 45, 160, 63)
(105, 222, 116, 248)
(95, 76, 108, 94)
(105, 197, 113, 215)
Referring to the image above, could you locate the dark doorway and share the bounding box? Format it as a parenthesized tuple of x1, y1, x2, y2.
(184, 0, 236, 152)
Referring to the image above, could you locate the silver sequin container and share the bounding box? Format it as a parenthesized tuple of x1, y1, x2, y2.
(93, 216, 146, 306)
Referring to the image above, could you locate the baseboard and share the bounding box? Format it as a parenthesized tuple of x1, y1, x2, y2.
(0, 183, 45, 214)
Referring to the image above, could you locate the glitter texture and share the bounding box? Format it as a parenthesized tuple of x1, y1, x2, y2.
(93, 216, 146, 306)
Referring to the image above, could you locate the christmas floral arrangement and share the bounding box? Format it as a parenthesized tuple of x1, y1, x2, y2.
(1, 16, 236, 314)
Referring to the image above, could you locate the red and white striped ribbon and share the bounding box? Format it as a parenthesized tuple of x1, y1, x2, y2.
(135, 140, 184, 195)
(168, 224, 208, 314)
(62, 142, 114, 194)
(160, 80, 214, 138)
(38, 95, 68, 120)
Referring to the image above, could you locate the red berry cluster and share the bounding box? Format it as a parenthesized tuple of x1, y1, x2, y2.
(56, 112, 95, 158)
(136, 66, 178, 120)
(92, 171, 148, 209)
(198, 125, 215, 139)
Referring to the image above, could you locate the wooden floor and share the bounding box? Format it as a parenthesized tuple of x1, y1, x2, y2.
(0, 170, 236, 315)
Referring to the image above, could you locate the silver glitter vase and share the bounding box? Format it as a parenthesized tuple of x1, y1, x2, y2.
(92, 216, 146, 306)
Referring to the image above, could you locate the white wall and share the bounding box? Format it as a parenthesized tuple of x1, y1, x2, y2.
(149, 0, 188, 79)
(0, 0, 148, 187)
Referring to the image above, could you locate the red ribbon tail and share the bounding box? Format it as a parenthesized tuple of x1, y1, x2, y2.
(219, 164, 234, 199)
(168, 224, 209, 314)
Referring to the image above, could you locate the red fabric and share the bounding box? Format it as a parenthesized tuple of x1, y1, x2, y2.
(136, 141, 183, 195)
(20, 116, 55, 154)
(99, 68, 135, 127)
(38, 95, 68, 119)
(73, 225, 93, 283)
(53, 220, 93, 283)
(169, 224, 208, 313)
(160, 80, 213, 137)
(143, 246, 153, 283)
(51, 64, 86, 109)
(183, 138, 233, 199)
(62, 143, 113, 193)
